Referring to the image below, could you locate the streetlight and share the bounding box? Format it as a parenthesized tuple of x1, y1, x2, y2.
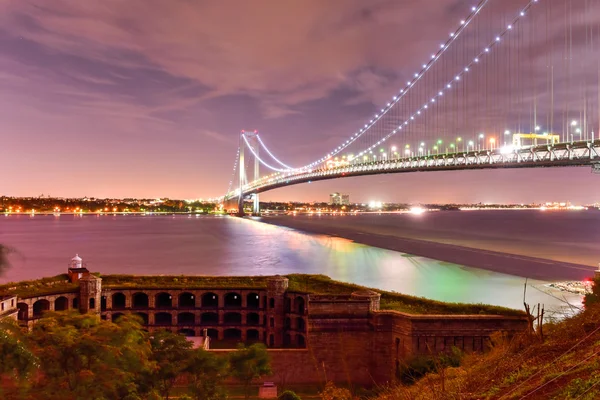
(478, 133, 484, 151)
(468, 140, 474, 151)
(504, 130, 510, 146)
(570, 121, 580, 143)
(489, 137, 496, 150)
(457, 137, 462, 152)
(449, 143, 455, 153)
(433, 145, 439, 155)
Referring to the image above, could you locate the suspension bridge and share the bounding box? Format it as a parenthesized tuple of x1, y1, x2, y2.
(223, 0, 600, 215)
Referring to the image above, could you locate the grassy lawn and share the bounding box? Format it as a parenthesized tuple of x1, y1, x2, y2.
(0, 273, 524, 316)
(0, 274, 78, 298)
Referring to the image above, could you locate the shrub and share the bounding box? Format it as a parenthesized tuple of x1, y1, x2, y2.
(279, 390, 301, 400)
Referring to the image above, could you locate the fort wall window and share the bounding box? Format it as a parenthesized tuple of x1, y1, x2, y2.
(206, 328, 219, 340)
(33, 299, 50, 318)
(247, 329, 260, 342)
(296, 296, 305, 314)
(223, 312, 242, 325)
(112, 293, 126, 309)
(284, 298, 291, 313)
(246, 293, 260, 309)
(224, 292, 242, 308)
(112, 313, 124, 322)
(224, 328, 241, 340)
(155, 312, 172, 325)
(202, 293, 218, 308)
(132, 292, 149, 308)
(178, 312, 195, 325)
(54, 296, 68, 311)
(179, 292, 195, 308)
(134, 312, 149, 325)
(296, 317, 306, 332)
(201, 312, 219, 324)
(155, 292, 172, 308)
(247, 312, 260, 325)
(17, 303, 28, 320)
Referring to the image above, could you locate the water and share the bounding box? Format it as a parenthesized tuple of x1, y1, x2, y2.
(0, 213, 588, 314)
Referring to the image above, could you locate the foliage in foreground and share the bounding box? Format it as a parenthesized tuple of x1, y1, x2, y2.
(0, 312, 271, 400)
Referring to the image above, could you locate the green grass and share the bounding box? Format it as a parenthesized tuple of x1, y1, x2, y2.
(0, 274, 78, 298)
(0, 273, 523, 316)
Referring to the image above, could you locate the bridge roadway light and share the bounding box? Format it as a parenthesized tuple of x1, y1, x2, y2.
(571, 120, 578, 127)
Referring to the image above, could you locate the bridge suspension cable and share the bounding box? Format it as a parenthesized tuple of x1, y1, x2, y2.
(345, 0, 538, 159)
(225, 146, 240, 198)
(289, 0, 494, 170)
(241, 133, 291, 172)
(255, 134, 297, 170)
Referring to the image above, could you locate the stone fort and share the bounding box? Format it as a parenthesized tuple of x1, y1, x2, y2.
(6, 255, 528, 385)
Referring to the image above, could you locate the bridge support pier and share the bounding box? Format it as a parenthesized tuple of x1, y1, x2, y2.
(253, 193, 259, 215)
(237, 134, 245, 217)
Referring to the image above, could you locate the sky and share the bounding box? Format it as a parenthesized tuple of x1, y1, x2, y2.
(1, 0, 599, 204)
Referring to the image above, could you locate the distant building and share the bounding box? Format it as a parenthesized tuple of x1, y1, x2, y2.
(329, 192, 350, 205)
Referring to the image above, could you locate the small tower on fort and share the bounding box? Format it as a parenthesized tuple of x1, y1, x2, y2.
(66, 254, 102, 314)
(79, 274, 102, 315)
(266, 276, 289, 348)
(67, 254, 90, 283)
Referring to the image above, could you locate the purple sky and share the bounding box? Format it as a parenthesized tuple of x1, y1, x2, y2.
(1, 0, 599, 204)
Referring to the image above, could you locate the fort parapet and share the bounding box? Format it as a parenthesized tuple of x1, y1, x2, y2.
(5, 256, 528, 385)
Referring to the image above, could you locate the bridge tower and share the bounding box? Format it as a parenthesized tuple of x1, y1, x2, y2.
(238, 130, 260, 216)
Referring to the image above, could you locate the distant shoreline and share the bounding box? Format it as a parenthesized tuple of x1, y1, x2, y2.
(257, 215, 597, 282)
(2, 212, 223, 216)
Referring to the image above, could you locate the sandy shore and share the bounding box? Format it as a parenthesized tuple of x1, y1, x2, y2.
(259, 215, 598, 282)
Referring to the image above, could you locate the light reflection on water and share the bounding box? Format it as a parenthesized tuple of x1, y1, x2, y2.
(0, 214, 582, 313)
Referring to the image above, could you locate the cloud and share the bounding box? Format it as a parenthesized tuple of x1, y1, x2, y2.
(0, 0, 468, 118)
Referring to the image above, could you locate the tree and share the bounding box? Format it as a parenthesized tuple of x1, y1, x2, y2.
(0, 244, 14, 277)
(147, 329, 193, 400)
(0, 319, 38, 398)
(319, 382, 353, 400)
(28, 312, 153, 400)
(279, 390, 302, 400)
(584, 275, 600, 307)
(185, 348, 229, 400)
(229, 343, 272, 400)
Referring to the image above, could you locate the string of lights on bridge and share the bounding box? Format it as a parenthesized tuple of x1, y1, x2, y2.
(245, 0, 542, 182)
